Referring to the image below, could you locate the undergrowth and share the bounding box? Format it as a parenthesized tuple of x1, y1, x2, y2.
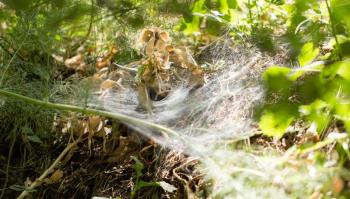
(1, 0, 350, 199)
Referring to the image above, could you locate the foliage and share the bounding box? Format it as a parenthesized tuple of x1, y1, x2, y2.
(130, 156, 176, 198)
(183, 0, 350, 139)
(182, 2, 350, 197)
(0, 1, 183, 198)
(2, 0, 350, 198)
(259, 0, 350, 139)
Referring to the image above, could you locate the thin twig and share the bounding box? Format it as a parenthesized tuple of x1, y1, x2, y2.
(113, 62, 138, 72)
(17, 136, 83, 199)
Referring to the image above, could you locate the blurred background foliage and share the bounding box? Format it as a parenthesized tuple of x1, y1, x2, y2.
(180, 0, 350, 141)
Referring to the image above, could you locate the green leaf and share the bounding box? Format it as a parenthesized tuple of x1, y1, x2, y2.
(217, 0, 237, 14)
(131, 156, 144, 178)
(135, 181, 177, 193)
(335, 103, 350, 132)
(336, 60, 350, 81)
(28, 135, 43, 144)
(263, 66, 293, 92)
(259, 105, 297, 138)
(298, 42, 319, 66)
(9, 185, 36, 192)
(54, 34, 61, 41)
(181, 0, 206, 35)
(332, 0, 350, 34)
(137, 180, 158, 188)
(22, 126, 34, 135)
(299, 100, 330, 133)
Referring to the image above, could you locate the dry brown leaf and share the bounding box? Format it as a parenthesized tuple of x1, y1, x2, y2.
(135, 27, 205, 112)
(73, 119, 88, 137)
(52, 54, 64, 63)
(309, 191, 321, 199)
(100, 79, 121, 90)
(140, 29, 154, 44)
(108, 70, 126, 81)
(24, 177, 32, 187)
(140, 28, 170, 56)
(96, 47, 118, 69)
(332, 176, 344, 194)
(88, 116, 102, 132)
(159, 31, 169, 42)
(50, 170, 64, 183)
(145, 37, 156, 56)
(65, 54, 84, 69)
(192, 68, 203, 76)
(96, 59, 109, 69)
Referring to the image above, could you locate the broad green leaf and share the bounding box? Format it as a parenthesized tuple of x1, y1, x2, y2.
(332, 0, 350, 34)
(298, 42, 319, 66)
(299, 100, 330, 133)
(217, 0, 237, 14)
(335, 103, 350, 132)
(259, 105, 298, 138)
(181, 0, 206, 35)
(336, 60, 350, 81)
(328, 35, 349, 47)
(263, 66, 293, 92)
(288, 70, 304, 81)
(259, 111, 293, 138)
(289, 62, 324, 81)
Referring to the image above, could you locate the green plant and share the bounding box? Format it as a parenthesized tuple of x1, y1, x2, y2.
(130, 156, 176, 198)
(258, 0, 350, 138)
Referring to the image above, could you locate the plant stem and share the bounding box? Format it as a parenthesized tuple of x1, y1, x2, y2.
(325, 0, 342, 59)
(0, 89, 180, 138)
(17, 136, 83, 199)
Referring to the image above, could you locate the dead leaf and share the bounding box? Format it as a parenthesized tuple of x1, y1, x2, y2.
(88, 116, 102, 132)
(157, 181, 177, 193)
(159, 31, 169, 42)
(140, 29, 154, 44)
(52, 54, 64, 63)
(310, 191, 321, 199)
(96, 47, 117, 69)
(64, 54, 86, 71)
(50, 170, 64, 183)
(100, 79, 121, 90)
(96, 59, 109, 69)
(332, 176, 344, 194)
